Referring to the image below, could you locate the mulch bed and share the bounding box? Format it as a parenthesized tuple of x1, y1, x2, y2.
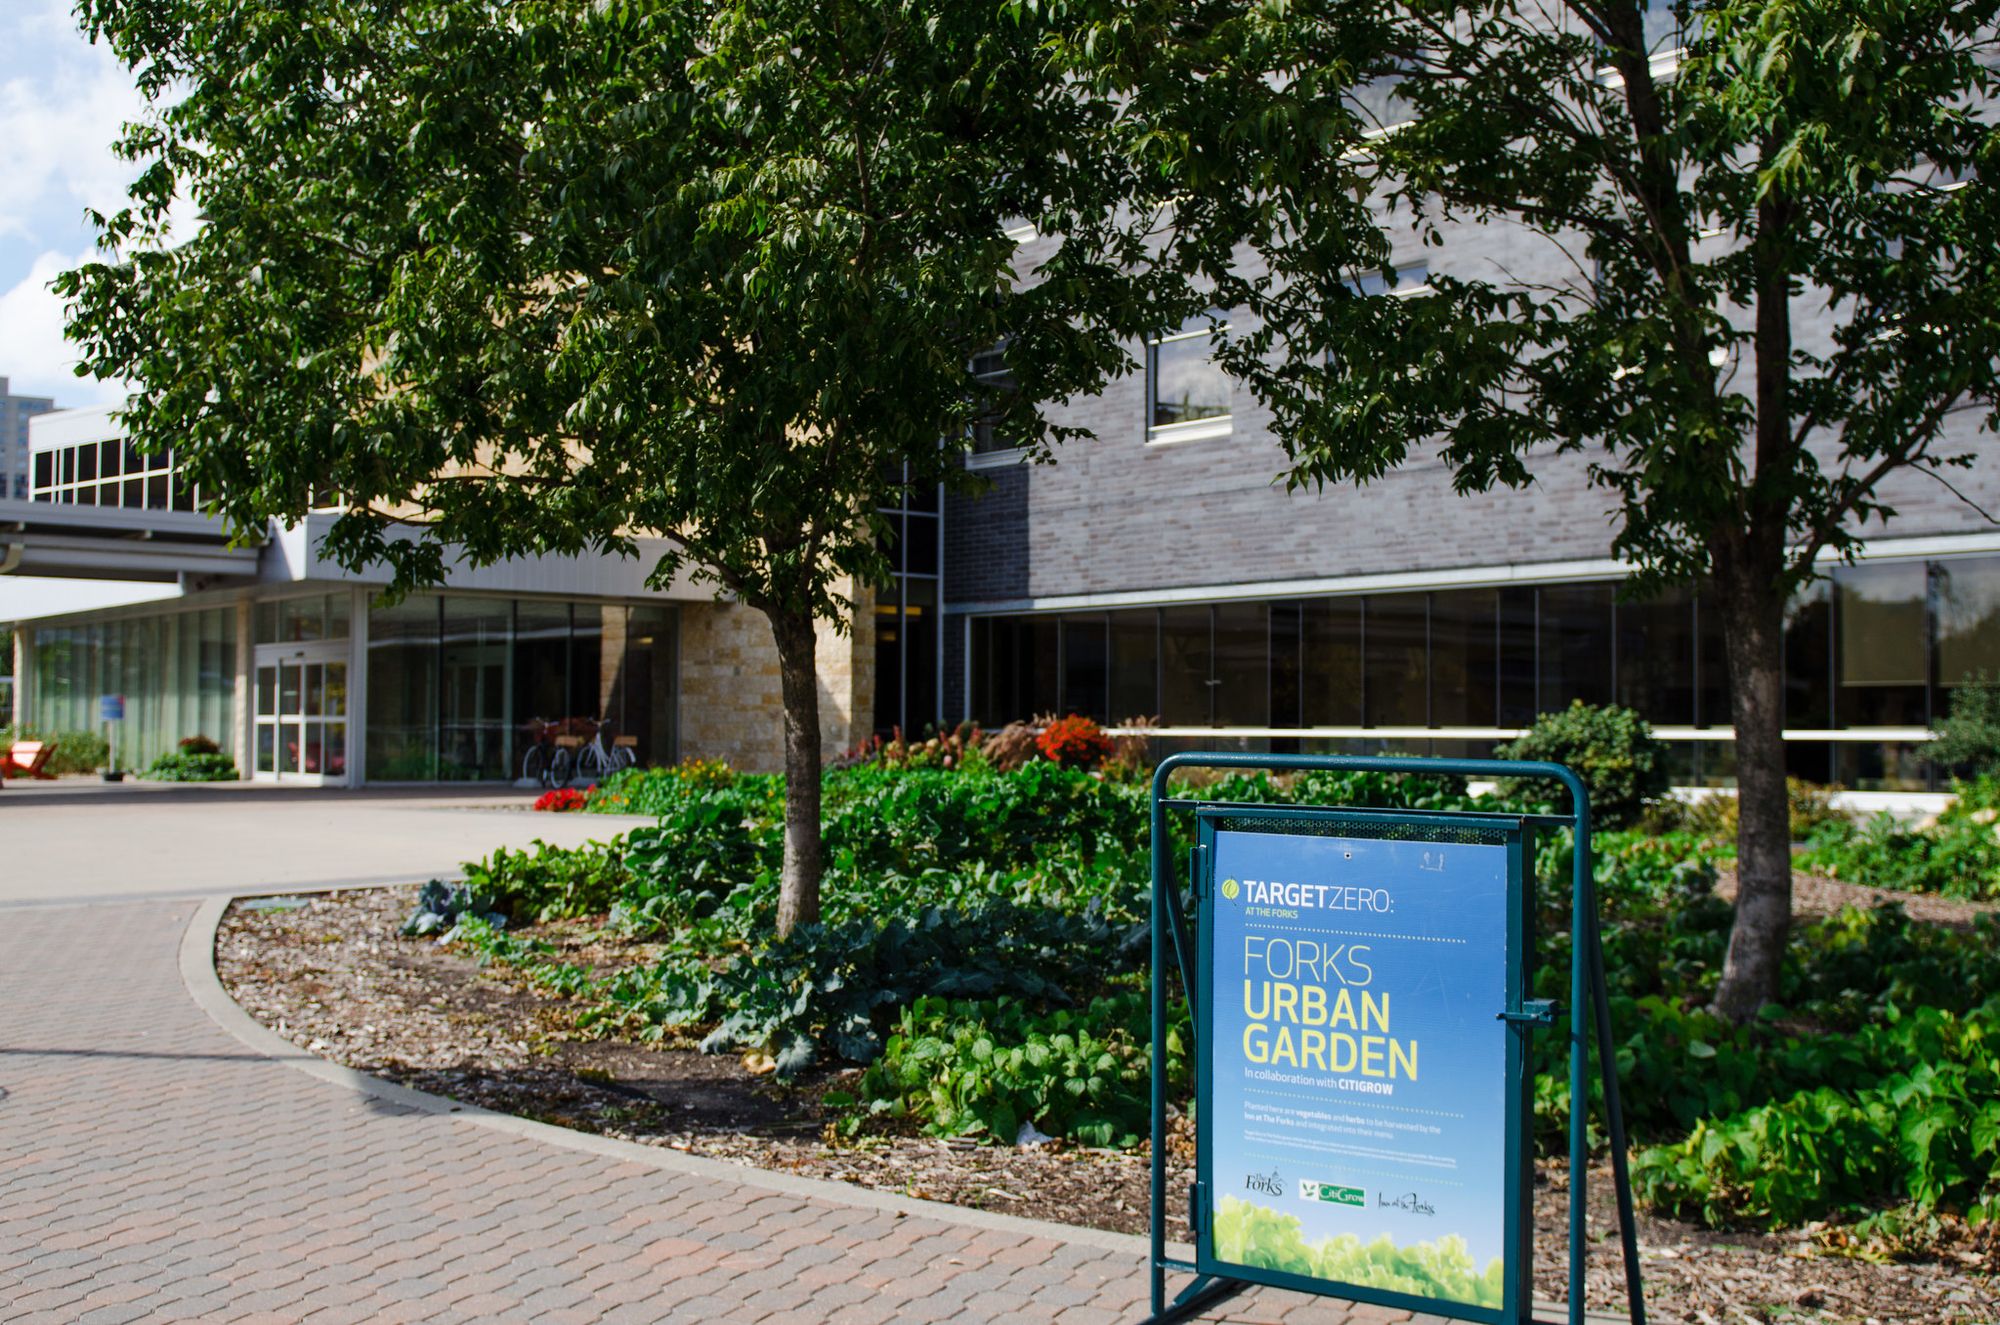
(216, 886, 1998, 1325)
(1717, 868, 2000, 930)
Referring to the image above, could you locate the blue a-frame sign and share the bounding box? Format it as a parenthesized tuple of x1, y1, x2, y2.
(1142, 753, 1647, 1325)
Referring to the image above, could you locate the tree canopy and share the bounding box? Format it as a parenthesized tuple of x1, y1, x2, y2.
(62, 0, 1185, 931)
(1098, 0, 2000, 1014)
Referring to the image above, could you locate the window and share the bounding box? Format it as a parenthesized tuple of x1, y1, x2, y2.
(1431, 588, 1500, 728)
(1300, 597, 1363, 728)
(1784, 583, 1833, 729)
(1348, 73, 1410, 135)
(30, 439, 187, 510)
(1212, 603, 1270, 727)
(1148, 313, 1232, 443)
(1935, 556, 2000, 689)
(968, 347, 1021, 458)
(1159, 606, 1214, 724)
(1615, 588, 1695, 726)
(874, 459, 943, 736)
(1109, 609, 1159, 724)
(1350, 262, 1431, 299)
(1059, 613, 1109, 721)
(1834, 563, 1926, 727)
(1538, 584, 1615, 711)
(1639, 0, 1680, 56)
(1364, 593, 1428, 726)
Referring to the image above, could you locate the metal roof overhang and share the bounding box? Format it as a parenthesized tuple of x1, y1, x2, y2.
(0, 498, 262, 583)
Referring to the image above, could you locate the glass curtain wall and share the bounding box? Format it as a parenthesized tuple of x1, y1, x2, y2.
(365, 594, 678, 782)
(28, 606, 235, 768)
(874, 461, 943, 737)
(965, 555, 2000, 789)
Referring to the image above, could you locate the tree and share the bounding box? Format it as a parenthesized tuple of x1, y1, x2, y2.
(62, 0, 1178, 934)
(1107, 0, 2000, 1016)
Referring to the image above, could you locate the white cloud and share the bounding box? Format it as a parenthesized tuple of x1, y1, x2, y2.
(0, 10, 147, 247)
(0, 249, 126, 405)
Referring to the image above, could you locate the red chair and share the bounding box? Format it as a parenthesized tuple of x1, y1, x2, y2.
(1, 742, 57, 780)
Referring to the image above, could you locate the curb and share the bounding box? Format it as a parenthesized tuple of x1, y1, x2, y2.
(180, 889, 1160, 1260)
(182, 887, 1632, 1325)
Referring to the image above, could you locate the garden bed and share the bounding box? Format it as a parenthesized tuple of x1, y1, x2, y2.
(218, 884, 1998, 1325)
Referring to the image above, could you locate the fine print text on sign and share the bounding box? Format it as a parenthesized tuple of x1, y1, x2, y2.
(1207, 826, 1509, 1312)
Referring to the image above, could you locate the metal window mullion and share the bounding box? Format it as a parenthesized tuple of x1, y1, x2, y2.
(1207, 604, 1218, 729)
(1357, 595, 1368, 731)
(1607, 590, 1617, 709)
(1692, 592, 1703, 729)
(1423, 592, 1433, 730)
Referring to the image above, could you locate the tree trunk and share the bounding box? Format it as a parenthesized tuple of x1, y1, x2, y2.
(1709, 551, 1792, 1021)
(766, 604, 824, 937)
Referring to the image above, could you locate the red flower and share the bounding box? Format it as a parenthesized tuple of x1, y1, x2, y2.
(1035, 715, 1115, 769)
(533, 787, 588, 812)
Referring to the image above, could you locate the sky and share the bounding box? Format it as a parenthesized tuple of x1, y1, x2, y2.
(0, 3, 179, 620)
(0, 0, 149, 408)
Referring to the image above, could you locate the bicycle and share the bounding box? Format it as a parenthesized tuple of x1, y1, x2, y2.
(520, 717, 584, 788)
(571, 720, 637, 783)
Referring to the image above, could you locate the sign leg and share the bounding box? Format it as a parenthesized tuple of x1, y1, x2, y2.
(1587, 892, 1647, 1325)
(1135, 1274, 1249, 1325)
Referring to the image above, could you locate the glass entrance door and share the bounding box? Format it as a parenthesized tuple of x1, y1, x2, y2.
(254, 643, 351, 783)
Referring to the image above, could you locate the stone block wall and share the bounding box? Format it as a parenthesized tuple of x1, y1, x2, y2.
(676, 581, 874, 773)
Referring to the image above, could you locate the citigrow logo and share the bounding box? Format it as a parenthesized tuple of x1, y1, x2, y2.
(1221, 878, 1240, 901)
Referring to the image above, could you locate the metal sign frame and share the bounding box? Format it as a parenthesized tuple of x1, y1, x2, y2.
(1143, 752, 1646, 1325)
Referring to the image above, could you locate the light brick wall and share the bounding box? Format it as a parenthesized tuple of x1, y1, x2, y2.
(676, 583, 874, 773)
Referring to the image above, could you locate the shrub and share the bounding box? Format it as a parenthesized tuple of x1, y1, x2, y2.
(143, 750, 239, 782)
(1930, 672, 2000, 777)
(177, 734, 223, 755)
(981, 721, 1040, 772)
(533, 787, 588, 812)
(1643, 779, 1851, 842)
(1035, 715, 1113, 769)
(1495, 701, 1670, 828)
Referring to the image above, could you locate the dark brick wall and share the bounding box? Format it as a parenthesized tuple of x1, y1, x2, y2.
(941, 221, 2000, 611)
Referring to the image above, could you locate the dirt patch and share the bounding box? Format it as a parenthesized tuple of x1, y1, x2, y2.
(217, 886, 1997, 1324)
(1716, 869, 2000, 929)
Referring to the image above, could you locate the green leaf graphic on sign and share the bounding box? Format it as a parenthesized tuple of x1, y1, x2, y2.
(1221, 878, 1240, 901)
(1211, 1196, 1503, 1309)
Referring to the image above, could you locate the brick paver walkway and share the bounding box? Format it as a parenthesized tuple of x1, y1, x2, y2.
(0, 898, 1426, 1324)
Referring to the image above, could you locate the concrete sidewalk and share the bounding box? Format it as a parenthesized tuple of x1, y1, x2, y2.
(0, 783, 648, 907)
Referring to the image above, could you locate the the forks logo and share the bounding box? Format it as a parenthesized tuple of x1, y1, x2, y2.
(1221, 877, 1240, 901)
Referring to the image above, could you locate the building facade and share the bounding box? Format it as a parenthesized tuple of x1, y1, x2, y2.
(932, 214, 2000, 793)
(0, 377, 58, 501)
(7, 410, 876, 784)
(9, 140, 1999, 790)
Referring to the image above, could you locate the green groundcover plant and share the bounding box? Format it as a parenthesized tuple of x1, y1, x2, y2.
(402, 751, 2000, 1241)
(1796, 775, 2000, 899)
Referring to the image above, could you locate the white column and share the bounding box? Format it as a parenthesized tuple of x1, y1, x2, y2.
(10, 624, 29, 729)
(233, 598, 253, 776)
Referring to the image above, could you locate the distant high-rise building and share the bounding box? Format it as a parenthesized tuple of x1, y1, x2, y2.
(0, 378, 58, 501)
